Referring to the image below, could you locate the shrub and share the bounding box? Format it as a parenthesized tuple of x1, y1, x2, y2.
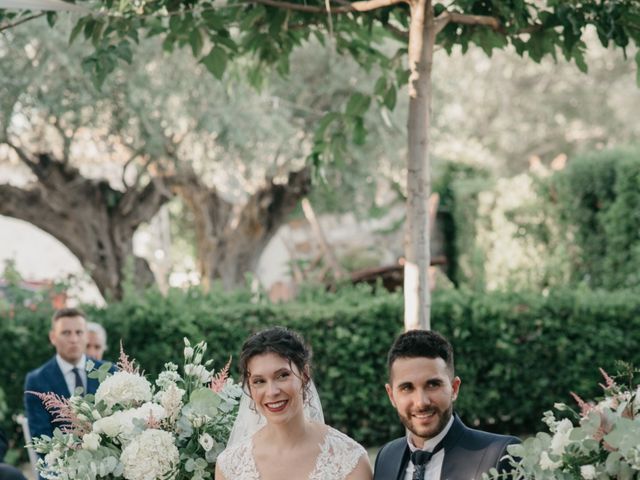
(2, 285, 639, 449)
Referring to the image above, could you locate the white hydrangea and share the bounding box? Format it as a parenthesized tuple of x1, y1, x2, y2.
(156, 370, 182, 389)
(580, 465, 597, 479)
(95, 372, 152, 408)
(550, 418, 573, 456)
(120, 429, 179, 480)
(81, 432, 101, 451)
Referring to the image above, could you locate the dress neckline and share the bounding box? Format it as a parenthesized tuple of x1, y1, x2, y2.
(249, 424, 332, 480)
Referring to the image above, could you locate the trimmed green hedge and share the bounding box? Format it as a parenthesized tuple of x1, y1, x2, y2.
(2, 285, 640, 449)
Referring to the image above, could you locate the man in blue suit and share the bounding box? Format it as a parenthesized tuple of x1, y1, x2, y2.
(374, 330, 520, 480)
(24, 308, 106, 440)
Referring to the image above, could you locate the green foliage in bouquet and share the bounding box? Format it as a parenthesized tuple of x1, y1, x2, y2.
(485, 364, 640, 480)
(29, 339, 241, 480)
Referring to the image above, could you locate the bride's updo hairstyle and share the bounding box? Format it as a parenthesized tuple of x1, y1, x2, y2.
(240, 326, 312, 399)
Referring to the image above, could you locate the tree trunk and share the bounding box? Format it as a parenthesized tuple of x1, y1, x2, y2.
(0, 152, 170, 300)
(404, 0, 435, 330)
(176, 167, 311, 290)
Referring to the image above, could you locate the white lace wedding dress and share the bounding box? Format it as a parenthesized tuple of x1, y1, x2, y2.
(217, 426, 368, 479)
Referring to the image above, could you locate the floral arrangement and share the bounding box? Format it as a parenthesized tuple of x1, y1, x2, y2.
(485, 365, 640, 480)
(29, 339, 242, 480)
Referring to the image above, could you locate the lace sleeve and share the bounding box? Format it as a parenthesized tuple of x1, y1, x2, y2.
(310, 427, 369, 480)
(216, 438, 260, 480)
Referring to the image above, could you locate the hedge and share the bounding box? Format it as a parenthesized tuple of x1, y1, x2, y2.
(1, 285, 639, 451)
(551, 147, 640, 289)
(446, 148, 640, 291)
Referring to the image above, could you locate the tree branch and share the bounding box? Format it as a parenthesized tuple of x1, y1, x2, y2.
(437, 11, 502, 32)
(5, 140, 38, 172)
(0, 13, 44, 32)
(252, 0, 408, 14)
(437, 10, 544, 36)
(383, 21, 408, 39)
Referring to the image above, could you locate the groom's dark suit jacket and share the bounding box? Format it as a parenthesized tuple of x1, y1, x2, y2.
(24, 356, 105, 440)
(373, 415, 520, 480)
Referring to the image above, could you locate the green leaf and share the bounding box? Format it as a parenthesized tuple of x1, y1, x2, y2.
(114, 41, 133, 64)
(345, 93, 370, 117)
(373, 76, 387, 97)
(188, 387, 221, 417)
(383, 86, 396, 110)
(169, 15, 182, 35)
(69, 17, 88, 45)
(162, 34, 176, 53)
(352, 117, 366, 145)
(240, 6, 265, 30)
(201, 46, 227, 79)
(574, 49, 588, 73)
(314, 112, 340, 140)
(46, 11, 57, 27)
(83, 18, 96, 40)
(202, 10, 225, 30)
(189, 29, 204, 57)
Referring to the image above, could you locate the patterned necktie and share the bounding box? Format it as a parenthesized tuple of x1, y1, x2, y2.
(411, 441, 445, 480)
(72, 367, 85, 396)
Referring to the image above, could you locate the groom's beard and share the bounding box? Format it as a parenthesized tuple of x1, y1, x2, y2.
(398, 403, 453, 443)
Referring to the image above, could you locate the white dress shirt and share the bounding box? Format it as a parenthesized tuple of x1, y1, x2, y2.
(55, 354, 88, 395)
(403, 415, 454, 480)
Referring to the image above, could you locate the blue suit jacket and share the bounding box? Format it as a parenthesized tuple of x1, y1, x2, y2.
(373, 415, 520, 480)
(23, 356, 106, 440)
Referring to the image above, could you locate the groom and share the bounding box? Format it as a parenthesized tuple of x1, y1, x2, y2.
(374, 330, 519, 480)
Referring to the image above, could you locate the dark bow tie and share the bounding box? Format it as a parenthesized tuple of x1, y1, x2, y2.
(411, 443, 444, 480)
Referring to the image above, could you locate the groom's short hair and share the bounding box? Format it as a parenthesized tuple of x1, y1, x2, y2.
(387, 329, 455, 377)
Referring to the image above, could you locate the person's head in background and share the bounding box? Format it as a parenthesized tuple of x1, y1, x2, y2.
(50, 308, 87, 364)
(86, 322, 108, 360)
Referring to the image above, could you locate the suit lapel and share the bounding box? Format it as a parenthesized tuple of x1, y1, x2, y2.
(44, 356, 71, 397)
(440, 415, 466, 480)
(394, 442, 410, 480)
(375, 439, 410, 480)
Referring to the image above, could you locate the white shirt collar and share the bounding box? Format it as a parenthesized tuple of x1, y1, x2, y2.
(56, 353, 87, 373)
(406, 414, 454, 453)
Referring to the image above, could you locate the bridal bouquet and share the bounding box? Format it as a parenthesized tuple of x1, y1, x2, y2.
(486, 366, 640, 480)
(29, 339, 242, 480)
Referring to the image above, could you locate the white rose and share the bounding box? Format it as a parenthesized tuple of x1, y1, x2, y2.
(580, 465, 597, 479)
(539, 451, 562, 471)
(82, 432, 101, 451)
(199, 433, 214, 452)
(93, 414, 123, 438)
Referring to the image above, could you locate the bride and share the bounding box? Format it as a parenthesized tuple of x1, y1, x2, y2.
(215, 326, 372, 480)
